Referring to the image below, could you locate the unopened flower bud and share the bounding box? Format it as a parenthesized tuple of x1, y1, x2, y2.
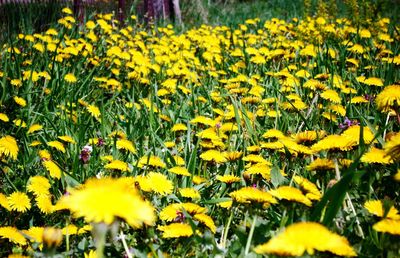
(42, 227, 63, 248)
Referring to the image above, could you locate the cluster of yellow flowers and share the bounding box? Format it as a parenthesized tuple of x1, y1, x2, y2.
(0, 6, 399, 257)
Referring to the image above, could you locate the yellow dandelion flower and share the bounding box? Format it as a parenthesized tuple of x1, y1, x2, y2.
(0, 227, 27, 245)
(293, 176, 321, 201)
(346, 58, 359, 67)
(33, 43, 45, 53)
(58, 177, 155, 228)
(262, 129, 285, 139)
(361, 147, 393, 164)
(58, 135, 76, 144)
(364, 200, 400, 219)
(134, 175, 152, 192)
(260, 141, 284, 150)
(47, 141, 66, 153)
(29, 140, 41, 147)
(13, 119, 27, 128)
(171, 123, 188, 132)
(363, 77, 384, 87)
(13, 96, 26, 107)
(116, 139, 136, 153)
(35, 194, 54, 214)
(224, 151, 242, 161)
(7, 192, 31, 212)
(104, 160, 130, 172)
(8, 254, 30, 258)
(321, 89, 341, 103)
(64, 73, 77, 83)
(395, 169, 400, 181)
(322, 111, 338, 122)
(193, 176, 206, 185)
(42, 227, 63, 248)
(0, 193, 11, 210)
(303, 79, 327, 90)
(158, 223, 193, 238)
(384, 134, 400, 162)
(86, 104, 101, 120)
(341, 125, 375, 144)
(10, 79, 23, 87)
(168, 166, 191, 176)
(348, 43, 364, 54)
(279, 137, 313, 155)
(164, 141, 175, 148)
(218, 200, 233, 209)
(43, 160, 62, 179)
(254, 222, 357, 257)
(84, 250, 98, 258)
(0, 113, 9, 122)
(197, 128, 224, 141)
(179, 188, 201, 199)
(173, 155, 186, 166)
(360, 29, 371, 38)
(160, 203, 207, 222)
(311, 134, 356, 152)
(200, 149, 227, 163)
(190, 116, 216, 127)
(62, 224, 91, 235)
(38, 149, 51, 160)
(0, 135, 19, 160)
(230, 187, 277, 204)
(62, 7, 73, 14)
(373, 219, 400, 235)
(23, 226, 44, 244)
(306, 158, 335, 171)
(138, 155, 166, 168)
(194, 213, 216, 233)
(375, 84, 400, 111)
(294, 130, 326, 144)
(27, 124, 43, 134)
(216, 175, 241, 184)
(242, 154, 272, 165)
(243, 163, 272, 180)
(246, 145, 261, 152)
(269, 186, 312, 206)
(146, 172, 173, 196)
(351, 96, 369, 104)
(220, 123, 239, 132)
(329, 104, 346, 116)
(27, 176, 51, 196)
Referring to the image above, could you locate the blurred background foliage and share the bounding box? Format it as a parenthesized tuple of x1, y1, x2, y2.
(0, 0, 399, 43)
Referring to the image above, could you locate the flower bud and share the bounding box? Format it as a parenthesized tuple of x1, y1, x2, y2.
(42, 227, 63, 248)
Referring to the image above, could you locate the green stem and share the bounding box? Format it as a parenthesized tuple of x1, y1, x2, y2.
(221, 209, 234, 249)
(2, 168, 18, 192)
(92, 223, 108, 258)
(66, 219, 70, 252)
(119, 230, 133, 258)
(244, 214, 257, 256)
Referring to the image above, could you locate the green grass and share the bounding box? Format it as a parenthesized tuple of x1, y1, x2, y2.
(0, 2, 399, 258)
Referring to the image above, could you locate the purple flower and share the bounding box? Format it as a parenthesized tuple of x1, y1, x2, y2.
(173, 211, 186, 223)
(97, 138, 105, 146)
(364, 94, 375, 102)
(79, 145, 92, 164)
(339, 117, 359, 129)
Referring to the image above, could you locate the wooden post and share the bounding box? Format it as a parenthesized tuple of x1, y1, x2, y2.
(118, 0, 126, 24)
(73, 0, 84, 24)
(172, 0, 182, 26)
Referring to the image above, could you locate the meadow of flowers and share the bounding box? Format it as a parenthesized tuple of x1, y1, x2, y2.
(0, 6, 400, 257)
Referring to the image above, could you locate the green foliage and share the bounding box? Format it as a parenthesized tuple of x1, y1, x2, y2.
(0, 3, 400, 258)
